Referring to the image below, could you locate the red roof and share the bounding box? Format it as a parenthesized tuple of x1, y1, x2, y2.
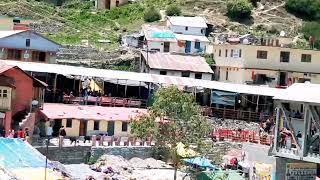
(41, 103, 148, 121)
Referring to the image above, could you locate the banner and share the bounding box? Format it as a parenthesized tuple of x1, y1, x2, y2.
(211, 90, 236, 106)
(285, 163, 317, 180)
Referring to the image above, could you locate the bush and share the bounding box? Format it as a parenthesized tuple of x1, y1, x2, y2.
(285, 0, 320, 20)
(226, 0, 253, 19)
(301, 21, 320, 49)
(166, 4, 181, 16)
(144, 7, 161, 22)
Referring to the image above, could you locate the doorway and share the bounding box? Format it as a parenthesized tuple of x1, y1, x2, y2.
(163, 42, 170, 52)
(52, 119, 62, 136)
(105, 0, 111, 9)
(185, 41, 191, 53)
(107, 121, 115, 136)
(79, 120, 87, 136)
(279, 72, 287, 86)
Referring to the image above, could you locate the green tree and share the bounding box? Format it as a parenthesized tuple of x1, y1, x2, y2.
(226, 0, 253, 19)
(285, 0, 320, 21)
(144, 6, 161, 22)
(166, 4, 181, 16)
(301, 21, 320, 49)
(130, 86, 210, 180)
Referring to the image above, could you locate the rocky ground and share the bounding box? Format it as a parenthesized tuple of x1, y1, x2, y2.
(210, 118, 260, 132)
(65, 155, 188, 180)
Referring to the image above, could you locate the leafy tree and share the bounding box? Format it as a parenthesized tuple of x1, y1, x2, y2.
(285, 0, 320, 21)
(130, 86, 210, 180)
(144, 6, 161, 22)
(301, 21, 320, 49)
(166, 4, 181, 16)
(226, 0, 253, 19)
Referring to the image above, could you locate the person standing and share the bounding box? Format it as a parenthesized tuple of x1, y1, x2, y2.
(59, 126, 66, 137)
(46, 124, 53, 138)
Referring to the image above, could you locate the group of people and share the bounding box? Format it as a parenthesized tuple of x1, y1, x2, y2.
(7, 127, 30, 140)
(259, 119, 273, 135)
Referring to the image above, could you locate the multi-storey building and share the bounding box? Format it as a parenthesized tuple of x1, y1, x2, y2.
(213, 42, 320, 87)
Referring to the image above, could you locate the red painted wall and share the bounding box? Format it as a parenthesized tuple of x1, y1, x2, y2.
(3, 68, 33, 115)
(4, 111, 11, 135)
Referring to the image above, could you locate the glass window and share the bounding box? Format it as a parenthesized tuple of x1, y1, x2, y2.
(218, 49, 221, 57)
(195, 42, 201, 49)
(181, 71, 190, 77)
(225, 49, 228, 57)
(94, 121, 99, 130)
(280, 51, 290, 62)
(185, 26, 188, 31)
(257, 51, 268, 59)
(301, 54, 311, 62)
(230, 49, 234, 57)
(26, 39, 30, 47)
(2, 90, 7, 98)
(195, 73, 202, 79)
(122, 122, 128, 132)
(0, 90, 2, 97)
(66, 119, 72, 128)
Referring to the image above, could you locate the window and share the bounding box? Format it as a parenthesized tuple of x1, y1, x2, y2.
(160, 71, 167, 75)
(66, 119, 72, 128)
(230, 49, 241, 58)
(195, 41, 201, 49)
(116, 0, 120, 6)
(257, 50, 268, 59)
(185, 26, 188, 31)
(26, 39, 30, 47)
(122, 122, 128, 132)
(181, 71, 190, 77)
(0, 90, 2, 97)
(195, 73, 202, 79)
(2, 90, 7, 98)
(201, 29, 205, 34)
(218, 49, 221, 57)
(301, 54, 311, 62)
(7, 49, 22, 60)
(94, 121, 99, 130)
(280, 51, 290, 62)
(226, 70, 229, 81)
(225, 49, 228, 57)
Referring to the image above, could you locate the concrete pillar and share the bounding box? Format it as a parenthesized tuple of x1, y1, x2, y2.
(273, 107, 280, 152)
(4, 111, 12, 136)
(59, 136, 64, 148)
(92, 135, 96, 147)
(99, 136, 104, 146)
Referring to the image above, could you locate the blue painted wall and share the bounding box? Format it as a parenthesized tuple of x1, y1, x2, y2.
(0, 31, 60, 52)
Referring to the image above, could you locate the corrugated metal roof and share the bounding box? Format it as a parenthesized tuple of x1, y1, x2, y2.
(41, 103, 147, 121)
(0, 30, 26, 39)
(273, 83, 320, 104)
(141, 52, 213, 73)
(168, 16, 207, 28)
(175, 33, 209, 42)
(0, 59, 285, 97)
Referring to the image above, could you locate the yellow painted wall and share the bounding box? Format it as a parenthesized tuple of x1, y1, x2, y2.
(100, 121, 108, 131)
(87, 120, 94, 134)
(114, 121, 130, 137)
(62, 119, 80, 137)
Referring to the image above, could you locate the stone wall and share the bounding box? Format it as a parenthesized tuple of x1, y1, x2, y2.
(36, 146, 153, 164)
(90, 146, 153, 162)
(36, 146, 92, 164)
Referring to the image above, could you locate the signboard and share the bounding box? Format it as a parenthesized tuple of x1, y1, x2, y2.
(285, 163, 317, 180)
(23, 53, 29, 59)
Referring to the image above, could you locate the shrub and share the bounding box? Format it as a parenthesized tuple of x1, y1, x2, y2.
(144, 7, 161, 22)
(226, 0, 253, 19)
(301, 21, 320, 49)
(285, 0, 320, 21)
(166, 4, 181, 16)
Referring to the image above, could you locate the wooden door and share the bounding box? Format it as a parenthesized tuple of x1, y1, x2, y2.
(79, 120, 87, 136)
(107, 121, 115, 136)
(163, 42, 170, 52)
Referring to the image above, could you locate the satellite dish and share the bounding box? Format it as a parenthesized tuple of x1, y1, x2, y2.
(243, 39, 249, 45)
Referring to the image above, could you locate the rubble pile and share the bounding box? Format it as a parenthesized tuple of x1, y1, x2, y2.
(209, 118, 260, 132)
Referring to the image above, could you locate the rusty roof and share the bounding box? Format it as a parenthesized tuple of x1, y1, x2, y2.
(141, 51, 213, 73)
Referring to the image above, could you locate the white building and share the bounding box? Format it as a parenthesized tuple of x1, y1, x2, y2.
(140, 51, 213, 80)
(213, 42, 320, 87)
(167, 16, 209, 54)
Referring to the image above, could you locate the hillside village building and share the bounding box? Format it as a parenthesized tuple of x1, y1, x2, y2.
(0, 64, 46, 135)
(213, 41, 320, 87)
(95, 0, 128, 10)
(143, 16, 209, 54)
(0, 30, 60, 63)
(141, 51, 213, 80)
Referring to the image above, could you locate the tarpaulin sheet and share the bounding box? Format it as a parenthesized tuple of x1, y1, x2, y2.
(211, 90, 236, 106)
